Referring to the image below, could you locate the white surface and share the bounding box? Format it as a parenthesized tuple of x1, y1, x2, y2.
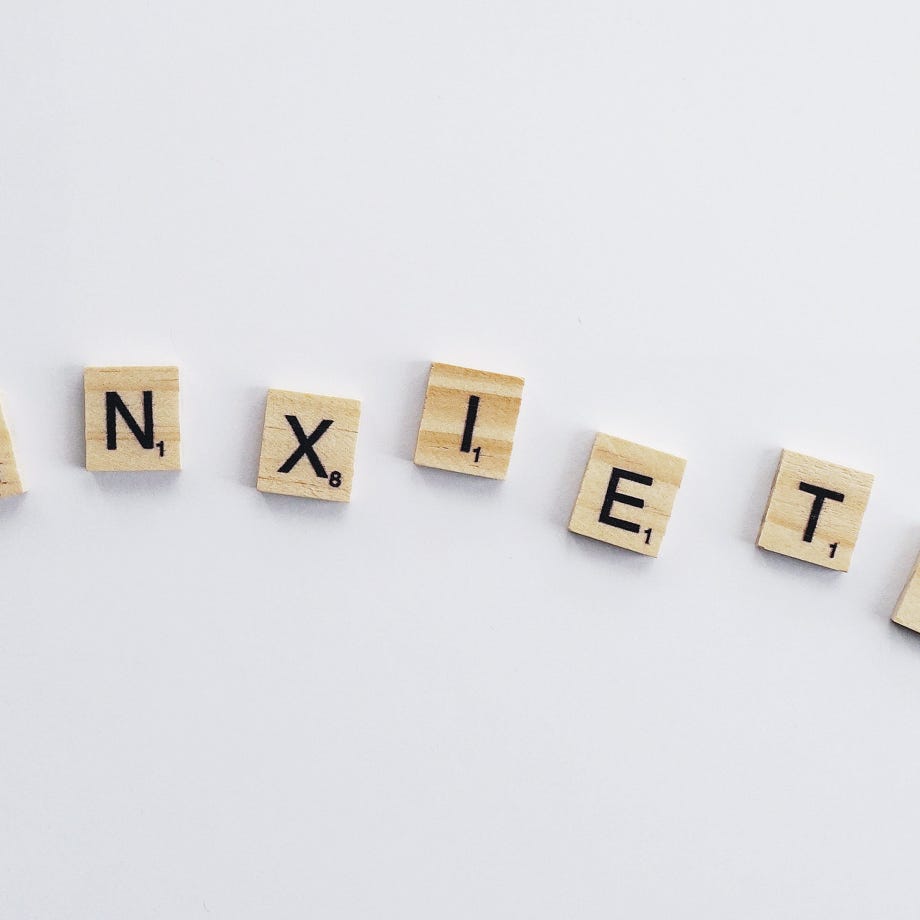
(1, 2, 918, 917)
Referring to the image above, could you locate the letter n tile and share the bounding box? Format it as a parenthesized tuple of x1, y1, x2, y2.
(568, 433, 686, 557)
(84, 366, 180, 471)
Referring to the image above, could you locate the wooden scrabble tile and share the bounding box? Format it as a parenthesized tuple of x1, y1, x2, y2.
(568, 433, 686, 557)
(256, 389, 360, 502)
(0, 400, 25, 498)
(756, 449, 873, 571)
(84, 366, 181, 471)
(414, 362, 524, 480)
(892, 552, 920, 634)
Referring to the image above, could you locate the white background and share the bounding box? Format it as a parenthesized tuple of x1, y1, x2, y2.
(1, 2, 919, 917)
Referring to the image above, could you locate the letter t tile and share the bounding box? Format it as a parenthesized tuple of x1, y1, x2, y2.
(757, 449, 873, 571)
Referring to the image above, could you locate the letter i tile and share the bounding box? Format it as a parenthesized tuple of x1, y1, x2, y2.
(568, 433, 686, 557)
(414, 362, 524, 480)
(757, 449, 873, 571)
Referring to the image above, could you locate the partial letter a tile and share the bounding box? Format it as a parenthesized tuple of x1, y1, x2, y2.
(0, 400, 25, 498)
(892, 552, 920, 635)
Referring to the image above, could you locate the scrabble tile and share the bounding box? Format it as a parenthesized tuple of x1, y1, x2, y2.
(0, 400, 25, 498)
(414, 362, 524, 480)
(756, 449, 873, 571)
(256, 389, 360, 502)
(568, 433, 686, 557)
(892, 552, 920, 634)
(84, 366, 181, 471)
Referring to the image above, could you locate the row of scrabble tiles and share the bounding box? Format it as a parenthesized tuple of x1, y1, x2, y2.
(1, 363, 918, 634)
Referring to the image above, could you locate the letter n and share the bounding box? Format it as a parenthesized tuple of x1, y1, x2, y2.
(106, 391, 155, 450)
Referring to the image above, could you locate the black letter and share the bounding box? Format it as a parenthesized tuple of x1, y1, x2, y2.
(106, 391, 154, 451)
(460, 395, 479, 454)
(798, 482, 845, 543)
(278, 417, 333, 478)
(598, 467, 653, 533)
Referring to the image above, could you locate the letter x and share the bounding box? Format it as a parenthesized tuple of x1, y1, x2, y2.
(278, 416, 333, 478)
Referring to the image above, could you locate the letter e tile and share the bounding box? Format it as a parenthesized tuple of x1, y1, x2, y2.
(568, 434, 686, 557)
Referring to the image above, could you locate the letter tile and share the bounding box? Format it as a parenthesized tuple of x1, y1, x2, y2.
(257, 389, 360, 502)
(84, 366, 180, 471)
(892, 552, 920, 634)
(568, 433, 686, 557)
(0, 399, 25, 498)
(757, 449, 873, 571)
(414, 362, 524, 480)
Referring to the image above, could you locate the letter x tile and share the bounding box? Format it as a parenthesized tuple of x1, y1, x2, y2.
(568, 433, 686, 557)
(256, 389, 361, 502)
(757, 449, 873, 571)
